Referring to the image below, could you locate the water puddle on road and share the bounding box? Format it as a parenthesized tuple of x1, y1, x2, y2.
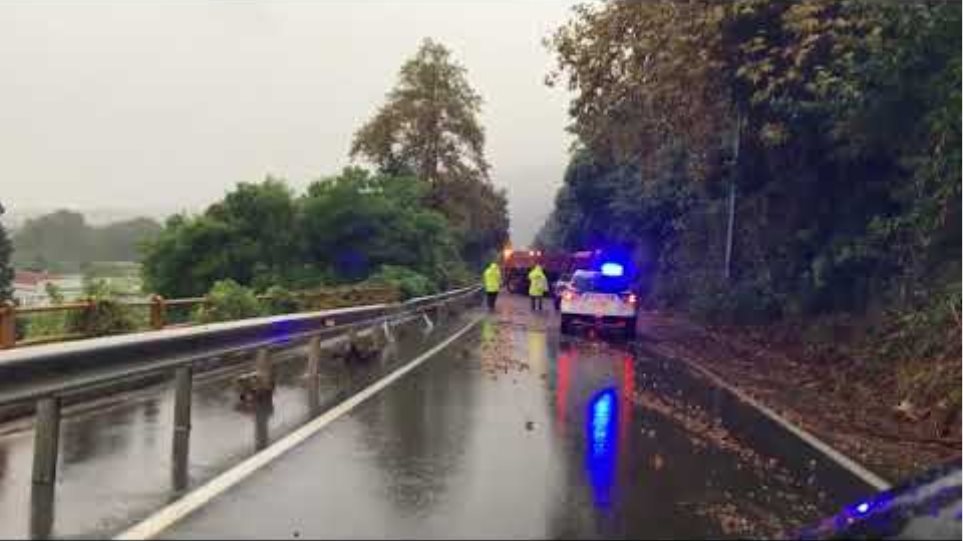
(471, 306, 873, 539)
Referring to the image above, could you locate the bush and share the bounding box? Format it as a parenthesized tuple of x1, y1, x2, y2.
(364, 265, 437, 300)
(261, 285, 301, 315)
(193, 279, 263, 323)
(687, 277, 782, 325)
(66, 279, 138, 337)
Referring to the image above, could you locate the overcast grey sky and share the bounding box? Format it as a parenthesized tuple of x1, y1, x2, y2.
(0, 0, 577, 245)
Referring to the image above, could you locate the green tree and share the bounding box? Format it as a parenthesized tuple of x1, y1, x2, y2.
(350, 38, 509, 266)
(299, 168, 465, 288)
(545, 0, 960, 322)
(92, 217, 162, 261)
(351, 38, 488, 185)
(0, 202, 14, 301)
(192, 279, 264, 323)
(141, 214, 236, 297)
(12, 209, 92, 270)
(547, 1, 734, 175)
(142, 168, 473, 298)
(141, 178, 299, 297)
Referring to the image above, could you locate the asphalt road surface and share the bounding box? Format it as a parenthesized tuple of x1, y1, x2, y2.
(0, 295, 879, 539)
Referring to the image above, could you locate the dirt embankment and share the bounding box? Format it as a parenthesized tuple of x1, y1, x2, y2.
(637, 311, 961, 483)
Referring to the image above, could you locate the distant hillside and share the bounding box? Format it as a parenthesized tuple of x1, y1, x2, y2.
(2, 205, 175, 229)
(12, 209, 162, 271)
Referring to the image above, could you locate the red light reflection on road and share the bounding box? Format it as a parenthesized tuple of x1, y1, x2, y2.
(556, 351, 572, 436)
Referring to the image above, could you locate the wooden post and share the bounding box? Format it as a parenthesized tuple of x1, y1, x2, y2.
(172, 366, 192, 492)
(0, 300, 16, 349)
(149, 294, 166, 330)
(32, 397, 61, 486)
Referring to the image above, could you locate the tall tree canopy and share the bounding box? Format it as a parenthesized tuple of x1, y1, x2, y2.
(351, 38, 508, 265)
(351, 38, 489, 185)
(543, 0, 960, 322)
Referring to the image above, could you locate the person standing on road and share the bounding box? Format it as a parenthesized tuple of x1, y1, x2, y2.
(527, 264, 548, 312)
(483, 262, 501, 312)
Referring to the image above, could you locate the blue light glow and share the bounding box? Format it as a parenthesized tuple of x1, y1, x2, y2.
(585, 388, 618, 509)
(269, 317, 297, 344)
(855, 502, 870, 514)
(600, 262, 624, 277)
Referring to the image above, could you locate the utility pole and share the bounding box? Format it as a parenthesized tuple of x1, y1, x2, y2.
(723, 111, 743, 281)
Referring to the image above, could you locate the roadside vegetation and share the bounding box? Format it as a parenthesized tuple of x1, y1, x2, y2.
(1, 39, 505, 343)
(537, 0, 960, 450)
(142, 38, 507, 302)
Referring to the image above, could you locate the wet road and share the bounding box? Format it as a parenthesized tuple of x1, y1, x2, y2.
(0, 296, 880, 539)
(0, 312, 455, 539)
(156, 297, 875, 539)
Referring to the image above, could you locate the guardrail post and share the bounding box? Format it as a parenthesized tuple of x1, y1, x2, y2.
(150, 294, 166, 330)
(305, 336, 322, 416)
(305, 336, 322, 380)
(172, 366, 192, 492)
(0, 300, 16, 349)
(255, 347, 274, 390)
(254, 397, 271, 451)
(30, 481, 55, 540)
(31, 397, 61, 486)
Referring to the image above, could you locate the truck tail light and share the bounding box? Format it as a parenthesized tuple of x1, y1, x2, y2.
(623, 293, 638, 305)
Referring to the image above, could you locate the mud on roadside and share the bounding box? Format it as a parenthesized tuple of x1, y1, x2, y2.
(636, 311, 961, 483)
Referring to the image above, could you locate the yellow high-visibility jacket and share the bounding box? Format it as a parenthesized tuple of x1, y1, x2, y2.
(483, 264, 501, 293)
(528, 266, 548, 297)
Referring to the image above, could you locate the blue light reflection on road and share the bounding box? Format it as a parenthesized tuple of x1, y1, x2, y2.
(585, 388, 619, 509)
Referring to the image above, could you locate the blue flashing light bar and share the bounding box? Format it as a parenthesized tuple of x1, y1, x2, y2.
(600, 262, 624, 277)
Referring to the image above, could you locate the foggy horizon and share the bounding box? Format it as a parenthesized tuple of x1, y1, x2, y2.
(1, 1, 578, 245)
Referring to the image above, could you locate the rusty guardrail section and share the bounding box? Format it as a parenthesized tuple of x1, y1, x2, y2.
(0, 285, 481, 539)
(0, 284, 401, 349)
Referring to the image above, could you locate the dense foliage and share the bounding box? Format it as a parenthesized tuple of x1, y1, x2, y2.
(540, 0, 960, 331)
(65, 279, 138, 337)
(142, 169, 471, 298)
(192, 279, 264, 324)
(364, 264, 437, 299)
(12, 210, 161, 271)
(351, 38, 509, 266)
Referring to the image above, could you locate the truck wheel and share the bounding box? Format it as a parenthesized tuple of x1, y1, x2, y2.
(560, 315, 572, 335)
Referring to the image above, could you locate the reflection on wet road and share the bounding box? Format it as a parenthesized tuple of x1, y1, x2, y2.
(0, 296, 879, 539)
(160, 297, 874, 539)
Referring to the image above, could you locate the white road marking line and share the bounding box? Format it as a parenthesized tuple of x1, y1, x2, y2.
(669, 352, 892, 491)
(115, 315, 482, 541)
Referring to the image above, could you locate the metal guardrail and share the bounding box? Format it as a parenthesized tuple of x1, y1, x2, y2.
(0, 284, 401, 349)
(0, 285, 481, 539)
